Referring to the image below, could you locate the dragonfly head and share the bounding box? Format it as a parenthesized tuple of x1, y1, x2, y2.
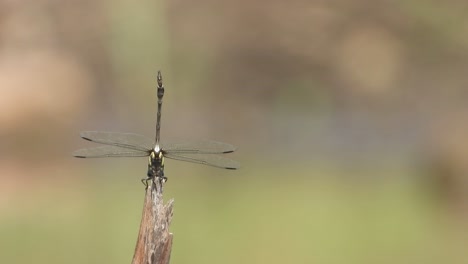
(154, 144, 161, 153)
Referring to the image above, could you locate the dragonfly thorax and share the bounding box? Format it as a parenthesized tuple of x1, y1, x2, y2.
(147, 150, 165, 180)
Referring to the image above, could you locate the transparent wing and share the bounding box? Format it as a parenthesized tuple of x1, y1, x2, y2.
(79, 131, 154, 151)
(73, 145, 150, 158)
(163, 152, 240, 170)
(161, 140, 236, 154)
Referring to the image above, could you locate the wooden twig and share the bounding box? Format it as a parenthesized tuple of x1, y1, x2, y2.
(132, 180, 174, 264)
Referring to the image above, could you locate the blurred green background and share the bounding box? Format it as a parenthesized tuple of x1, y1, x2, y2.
(1, 0, 468, 263)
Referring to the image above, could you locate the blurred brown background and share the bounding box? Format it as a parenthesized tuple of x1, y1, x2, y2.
(1, 0, 468, 263)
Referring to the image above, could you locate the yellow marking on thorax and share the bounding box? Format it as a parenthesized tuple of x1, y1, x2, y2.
(159, 152, 164, 166)
(149, 152, 156, 165)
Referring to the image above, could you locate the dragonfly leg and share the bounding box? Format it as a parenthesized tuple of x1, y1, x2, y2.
(141, 168, 155, 188)
(158, 170, 167, 184)
(141, 177, 151, 188)
(142, 167, 165, 187)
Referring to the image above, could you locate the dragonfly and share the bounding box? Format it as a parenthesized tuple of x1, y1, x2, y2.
(73, 71, 239, 184)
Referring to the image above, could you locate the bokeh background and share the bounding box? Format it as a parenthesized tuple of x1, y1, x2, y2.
(1, 0, 468, 263)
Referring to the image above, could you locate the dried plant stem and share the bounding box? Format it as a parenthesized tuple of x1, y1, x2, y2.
(132, 180, 174, 264)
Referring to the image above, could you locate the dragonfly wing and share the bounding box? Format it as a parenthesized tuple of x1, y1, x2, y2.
(164, 153, 240, 170)
(161, 140, 236, 154)
(80, 131, 154, 151)
(73, 146, 150, 158)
